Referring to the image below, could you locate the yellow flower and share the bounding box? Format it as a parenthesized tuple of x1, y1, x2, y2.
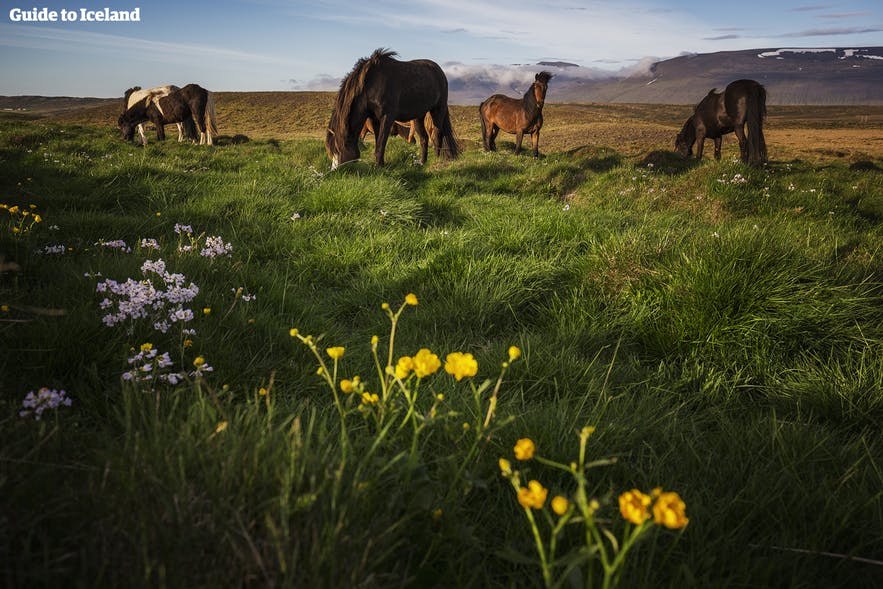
(551, 496, 570, 516)
(652, 491, 689, 529)
(405, 293, 418, 306)
(508, 346, 521, 361)
(462, 422, 470, 430)
(8, 206, 19, 214)
(214, 421, 228, 434)
(412, 348, 441, 378)
(289, 328, 299, 337)
(12, 227, 20, 234)
(514, 438, 536, 461)
(517, 480, 548, 510)
(0, 305, 9, 312)
(444, 352, 478, 381)
(340, 379, 354, 393)
(395, 356, 413, 379)
(498, 458, 512, 475)
(33, 214, 42, 223)
(183, 339, 193, 348)
(361, 392, 379, 405)
(193, 356, 205, 367)
(203, 307, 211, 316)
(155, 211, 161, 217)
(259, 387, 268, 396)
(432, 508, 443, 520)
(326, 346, 345, 360)
(381, 302, 390, 310)
(619, 489, 652, 525)
(140, 342, 153, 352)
(371, 335, 379, 348)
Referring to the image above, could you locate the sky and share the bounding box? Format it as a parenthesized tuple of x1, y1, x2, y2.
(1, 0, 881, 96)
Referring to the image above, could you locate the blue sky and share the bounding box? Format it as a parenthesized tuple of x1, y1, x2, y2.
(1, 0, 881, 96)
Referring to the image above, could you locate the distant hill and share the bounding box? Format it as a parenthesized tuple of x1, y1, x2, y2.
(447, 47, 883, 105)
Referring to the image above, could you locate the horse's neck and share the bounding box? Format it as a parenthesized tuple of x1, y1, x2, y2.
(522, 85, 541, 119)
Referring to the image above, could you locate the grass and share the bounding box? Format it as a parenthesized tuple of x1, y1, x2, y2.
(1, 109, 882, 588)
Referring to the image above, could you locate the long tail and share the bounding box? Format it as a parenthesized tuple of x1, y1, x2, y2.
(204, 91, 219, 145)
(479, 102, 487, 150)
(436, 106, 460, 160)
(746, 83, 767, 165)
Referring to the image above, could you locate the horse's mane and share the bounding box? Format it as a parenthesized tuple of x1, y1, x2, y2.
(122, 86, 142, 112)
(331, 48, 398, 140)
(536, 71, 553, 84)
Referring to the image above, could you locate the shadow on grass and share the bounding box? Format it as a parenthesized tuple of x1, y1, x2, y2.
(634, 150, 700, 175)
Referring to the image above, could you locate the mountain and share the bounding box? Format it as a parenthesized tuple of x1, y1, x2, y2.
(447, 47, 883, 105)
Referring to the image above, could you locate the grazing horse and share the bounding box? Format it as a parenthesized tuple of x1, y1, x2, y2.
(675, 79, 767, 166)
(360, 113, 436, 145)
(119, 84, 218, 146)
(479, 72, 553, 158)
(325, 48, 459, 169)
(122, 85, 190, 144)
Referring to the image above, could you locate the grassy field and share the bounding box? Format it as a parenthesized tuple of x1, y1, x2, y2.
(1, 96, 882, 588)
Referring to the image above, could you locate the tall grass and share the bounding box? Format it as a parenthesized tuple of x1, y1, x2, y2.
(1, 116, 881, 588)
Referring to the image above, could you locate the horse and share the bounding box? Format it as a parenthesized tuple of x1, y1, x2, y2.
(325, 48, 459, 169)
(122, 85, 191, 145)
(360, 113, 436, 145)
(119, 84, 218, 146)
(479, 72, 553, 158)
(675, 79, 767, 166)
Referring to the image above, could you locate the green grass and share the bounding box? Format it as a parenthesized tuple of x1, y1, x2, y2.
(1, 116, 882, 588)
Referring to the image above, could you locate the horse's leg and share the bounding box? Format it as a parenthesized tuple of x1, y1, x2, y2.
(695, 131, 706, 160)
(137, 124, 148, 146)
(514, 130, 524, 155)
(413, 117, 429, 165)
(713, 137, 722, 160)
(488, 125, 499, 151)
(375, 117, 394, 166)
(176, 123, 184, 142)
(531, 130, 540, 158)
(155, 120, 166, 142)
(734, 124, 748, 163)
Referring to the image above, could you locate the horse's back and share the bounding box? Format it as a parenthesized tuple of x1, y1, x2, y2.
(127, 85, 180, 109)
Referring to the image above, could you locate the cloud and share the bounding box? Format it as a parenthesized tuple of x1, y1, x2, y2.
(778, 25, 883, 37)
(817, 12, 871, 19)
(296, 74, 342, 91)
(790, 5, 832, 11)
(704, 34, 742, 40)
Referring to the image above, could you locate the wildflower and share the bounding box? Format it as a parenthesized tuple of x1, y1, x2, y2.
(652, 491, 689, 529)
(445, 352, 478, 381)
(289, 328, 299, 337)
(140, 342, 153, 352)
(214, 421, 228, 434)
(395, 356, 414, 379)
(326, 346, 345, 360)
(1, 305, 8, 312)
(405, 293, 418, 306)
(19, 387, 72, 420)
(498, 458, 512, 475)
(551, 496, 570, 516)
(517, 480, 548, 510)
(508, 346, 521, 361)
(514, 438, 536, 461)
(259, 387, 268, 396)
(432, 508, 443, 520)
(140, 238, 160, 250)
(340, 379, 354, 393)
(361, 392, 379, 405)
(183, 339, 193, 348)
(412, 348, 440, 378)
(619, 489, 652, 525)
(462, 422, 470, 430)
(193, 356, 205, 367)
(371, 335, 379, 348)
(203, 307, 211, 316)
(200, 235, 233, 258)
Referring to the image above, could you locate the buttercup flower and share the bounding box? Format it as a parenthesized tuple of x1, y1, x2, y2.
(508, 346, 521, 361)
(289, 328, 299, 337)
(326, 346, 345, 360)
(340, 379, 354, 393)
(395, 356, 413, 379)
(412, 348, 440, 378)
(551, 496, 570, 516)
(652, 491, 689, 529)
(514, 438, 536, 461)
(499, 458, 512, 475)
(517, 480, 548, 510)
(619, 489, 652, 525)
(405, 293, 418, 306)
(445, 352, 478, 381)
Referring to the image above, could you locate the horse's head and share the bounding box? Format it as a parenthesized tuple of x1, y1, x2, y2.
(325, 112, 361, 170)
(118, 113, 137, 142)
(533, 72, 553, 107)
(674, 118, 695, 157)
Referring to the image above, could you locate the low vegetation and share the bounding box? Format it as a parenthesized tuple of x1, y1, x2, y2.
(1, 104, 881, 588)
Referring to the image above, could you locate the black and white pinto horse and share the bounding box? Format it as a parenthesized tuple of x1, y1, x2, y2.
(122, 85, 190, 145)
(119, 84, 218, 146)
(675, 79, 767, 166)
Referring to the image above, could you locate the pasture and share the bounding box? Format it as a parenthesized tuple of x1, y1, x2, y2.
(1, 94, 882, 588)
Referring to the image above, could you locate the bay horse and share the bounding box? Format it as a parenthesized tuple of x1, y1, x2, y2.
(479, 72, 553, 158)
(360, 113, 436, 145)
(325, 48, 459, 169)
(122, 85, 190, 145)
(119, 83, 218, 146)
(675, 79, 767, 166)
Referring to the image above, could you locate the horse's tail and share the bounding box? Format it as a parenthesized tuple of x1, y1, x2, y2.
(205, 90, 219, 144)
(746, 82, 767, 165)
(436, 106, 460, 160)
(479, 102, 488, 150)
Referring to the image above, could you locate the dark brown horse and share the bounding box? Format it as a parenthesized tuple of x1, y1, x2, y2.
(479, 72, 552, 158)
(360, 113, 436, 145)
(325, 48, 459, 169)
(675, 79, 767, 166)
(119, 83, 218, 146)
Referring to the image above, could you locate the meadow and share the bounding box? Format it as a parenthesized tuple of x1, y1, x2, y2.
(1, 95, 882, 588)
